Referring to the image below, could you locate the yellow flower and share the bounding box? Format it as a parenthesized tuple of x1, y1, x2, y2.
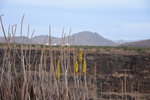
(78, 48, 82, 64)
(56, 59, 60, 80)
(74, 60, 79, 74)
(82, 58, 87, 73)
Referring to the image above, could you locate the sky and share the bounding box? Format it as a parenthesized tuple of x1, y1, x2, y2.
(0, 0, 150, 41)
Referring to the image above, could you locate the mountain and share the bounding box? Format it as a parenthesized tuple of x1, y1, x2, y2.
(32, 35, 60, 45)
(0, 35, 59, 45)
(0, 36, 33, 44)
(121, 39, 150, 47)
(0, 31, 118, 46)
(68, 31, 118, 46)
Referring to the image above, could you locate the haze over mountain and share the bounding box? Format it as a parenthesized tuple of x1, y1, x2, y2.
(121, 39, 150, 48)
(115, 40, 138, 44)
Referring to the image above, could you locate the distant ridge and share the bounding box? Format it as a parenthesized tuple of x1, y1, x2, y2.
(0, 36, 33, 44)
(121, 39, 150, 47)
(32, 35, 60, 45)
(0, 31, 118, 46)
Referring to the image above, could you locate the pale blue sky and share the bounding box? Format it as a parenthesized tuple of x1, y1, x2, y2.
(0, 0, 150, 40)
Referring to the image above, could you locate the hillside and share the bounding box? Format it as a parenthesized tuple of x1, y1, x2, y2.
(121, 39, 150, 48)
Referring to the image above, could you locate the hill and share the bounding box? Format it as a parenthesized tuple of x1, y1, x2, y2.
(69, 31, 118, 46)
(0, 36, 32, 44)
(32, 35, 60, 45)
(121, 39, 150, 48)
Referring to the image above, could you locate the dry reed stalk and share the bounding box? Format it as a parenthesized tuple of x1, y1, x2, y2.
(92, 62, 97, 99)
(0, 14, 9, 47)
(19, 14, 29, 100)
